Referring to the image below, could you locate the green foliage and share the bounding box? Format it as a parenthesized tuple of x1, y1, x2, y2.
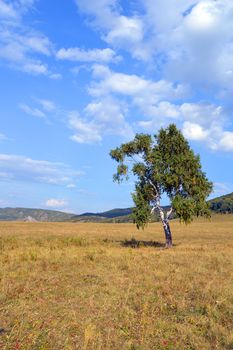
(172, 195, 211, 224)
(110, 124, 213, 228)
(113, 164, 129, 182)
(132, 184, 151, 229)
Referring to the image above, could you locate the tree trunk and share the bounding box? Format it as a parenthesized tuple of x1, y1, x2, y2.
(149, 182, 173, 248)
(163, 219, 172, 248)
(156, 204, 173, 248)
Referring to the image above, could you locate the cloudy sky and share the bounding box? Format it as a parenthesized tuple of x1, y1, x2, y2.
(0, 0, 233, 213)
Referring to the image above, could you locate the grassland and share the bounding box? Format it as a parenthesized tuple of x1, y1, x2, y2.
(0, 215, 233, 350)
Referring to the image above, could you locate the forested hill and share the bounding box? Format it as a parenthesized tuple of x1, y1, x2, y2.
(68, 208, 134, 223)
(71, 208, 133, 219)
(0, 208, 74, 222)
(209, 192, 233, 213)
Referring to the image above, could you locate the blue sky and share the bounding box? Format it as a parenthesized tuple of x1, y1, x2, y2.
(0, 0, 233, 213)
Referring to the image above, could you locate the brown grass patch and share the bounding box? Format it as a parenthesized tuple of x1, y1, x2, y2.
(0, 215, 233, 349)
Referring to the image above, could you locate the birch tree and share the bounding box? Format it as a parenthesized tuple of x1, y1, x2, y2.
(110, 124, 213, 248)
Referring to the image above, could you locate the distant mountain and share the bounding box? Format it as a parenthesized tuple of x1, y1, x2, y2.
(208, 192, 233, 214)
(0, 207, 74, 222)
(72, 208, 133, 220)
(0, 206, 143, 223)
(70, 206, 171, 223)
(0, 193, 232, 222)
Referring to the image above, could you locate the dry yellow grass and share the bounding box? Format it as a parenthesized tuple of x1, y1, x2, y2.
(0, 215, 233, 349)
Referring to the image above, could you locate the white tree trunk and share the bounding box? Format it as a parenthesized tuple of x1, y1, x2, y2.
(150, 180, 173, 248)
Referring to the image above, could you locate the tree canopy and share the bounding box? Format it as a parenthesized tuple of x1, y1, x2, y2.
(110, 124, 213, 244)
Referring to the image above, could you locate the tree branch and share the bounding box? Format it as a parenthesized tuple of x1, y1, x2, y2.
(148, 180, 166, 224)
(150, 206, 157, 214)
(166, 207, 173, 220)
(148, 179, 159, 198)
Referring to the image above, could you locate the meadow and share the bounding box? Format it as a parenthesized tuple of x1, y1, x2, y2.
(0, 216, 233, 350)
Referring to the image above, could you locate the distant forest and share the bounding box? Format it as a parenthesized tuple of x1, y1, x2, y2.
(209, 192, 233, 213)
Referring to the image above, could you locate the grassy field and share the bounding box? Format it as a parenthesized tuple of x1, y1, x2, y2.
(0, 216, 233, 350)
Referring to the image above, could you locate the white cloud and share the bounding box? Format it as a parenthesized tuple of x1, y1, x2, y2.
(137, 101, 181, 122)
(85, 65, 187, 134)
(0, 1, 60, 77)
(74, 0, 233, 96)
(36, 99, 56, 112)
(49, 73, 62, 80)
(137, 100, 233, 152)
(89, 65, 186, 100)
(0, 0, 17, 18)
(140, 0, 233, 93)
(185, 2, 218, 31)
(57, 47, 119, 63)
(85, 99, 134, 138)
(182, 121, 209, 141)
(66, 183, 76, 189)
(45, 199, 68, 208)
(65, 1, 233, 151)
(0, 29, 52, 74)
(105, 16, 144, 47)
(74, 0, 118, 28)
(0, 154, 83, 185)
(74, 0, 233, 90)
(66, 64, 186, 144)
(90, 68, 149, 96)
(179, 104, 232, 152)
(217, 131, 233, 152)
(69, 113, 102, 144)
(142, 0, 194, 32)
(185, 124, 233, 153)
(180, 103, 223, 125)
(0, 0, 36, 18)
(19, 99, 58, 121)
(19, 103, 46, 119)
(22, 35, 51, 56)
(13, 66, 140, 145)
(68, 97, 134, 144)
(74, 0, 146, 59)
(23, 62, 48, 75)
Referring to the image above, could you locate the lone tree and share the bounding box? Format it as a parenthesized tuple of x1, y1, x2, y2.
(110, 124, 213, 248)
